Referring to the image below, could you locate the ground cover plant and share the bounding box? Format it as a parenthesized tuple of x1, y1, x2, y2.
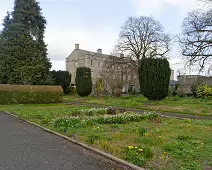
(63, 95, 212, 116)
(0, 104, 211, 169)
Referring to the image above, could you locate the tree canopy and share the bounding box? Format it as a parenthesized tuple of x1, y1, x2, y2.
(0, 0, 51, 85)
(116, 16, 170, 62)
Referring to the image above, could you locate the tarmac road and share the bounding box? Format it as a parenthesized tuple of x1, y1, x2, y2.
(0, 112, 130, 170)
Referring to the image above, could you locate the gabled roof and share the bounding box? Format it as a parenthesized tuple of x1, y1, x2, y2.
(77, 49, 114, 58)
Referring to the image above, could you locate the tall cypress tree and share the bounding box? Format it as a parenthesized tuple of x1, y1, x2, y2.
(0, 0, 51, 85)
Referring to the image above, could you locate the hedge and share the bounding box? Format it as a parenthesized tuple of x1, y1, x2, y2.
(0, 84, 63, 104)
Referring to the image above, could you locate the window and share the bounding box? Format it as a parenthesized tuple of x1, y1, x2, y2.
(75, 61, 78, 67)
(123, 75, 126, 81)
(98, 62, 102, 67)
(98, 72, 101, 77)
(128, 75, 131, 81)
(91, 60, 93, 66)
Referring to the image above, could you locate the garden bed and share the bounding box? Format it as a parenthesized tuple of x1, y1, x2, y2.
(63, 95, 212, 116)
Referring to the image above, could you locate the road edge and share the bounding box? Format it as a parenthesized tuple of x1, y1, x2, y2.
(2, 110, 144, 170)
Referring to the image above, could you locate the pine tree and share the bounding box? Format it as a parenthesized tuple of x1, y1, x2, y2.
(0, 0, 51, 85)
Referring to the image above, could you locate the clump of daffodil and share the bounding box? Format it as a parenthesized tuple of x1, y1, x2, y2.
(138, 149, 144, 152)
(127, 146, 134, 149)
(93, 126, 99, 129)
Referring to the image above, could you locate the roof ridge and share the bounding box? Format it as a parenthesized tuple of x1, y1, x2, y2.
(77, 49, 114, 57)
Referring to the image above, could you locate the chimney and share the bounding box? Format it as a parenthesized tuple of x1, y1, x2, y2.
(75, 44, 79, 50)
(97, 48, 102, 54)
(120, 53, 124, 58)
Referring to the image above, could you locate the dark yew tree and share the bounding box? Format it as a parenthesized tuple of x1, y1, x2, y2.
(51, 70, 71, 94)
(139, 58, 171, 100)
(76, 67, 92, 97)
(0, 0, 52, 85)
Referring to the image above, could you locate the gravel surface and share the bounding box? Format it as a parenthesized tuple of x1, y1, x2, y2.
(0, 112, 130, 170)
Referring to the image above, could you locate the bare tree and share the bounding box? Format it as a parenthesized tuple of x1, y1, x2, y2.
(101, 55, 138, 95)
(179, 9, 212, 71)
(116, 16, 171, 63)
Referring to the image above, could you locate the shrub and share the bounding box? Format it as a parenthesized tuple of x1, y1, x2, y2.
(0, 84, 63, 104)
(196, 85, 212, 99)
(139, 58, 171, 100)
(51, 70, 71, 94)
(68, 86, 77, 95)
(75, 67, 92, 97)
(95, 78, 104, 98)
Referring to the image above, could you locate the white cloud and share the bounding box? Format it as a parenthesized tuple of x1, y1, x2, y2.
(45, 26, 119, 60)
(134, 0, 200, 16)
(45, 26, 119, 70)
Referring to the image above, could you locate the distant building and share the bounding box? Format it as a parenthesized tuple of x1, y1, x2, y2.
(66, 44, 175, 94)
(177, 75, 212, 94)
(66, 44, 139, 93)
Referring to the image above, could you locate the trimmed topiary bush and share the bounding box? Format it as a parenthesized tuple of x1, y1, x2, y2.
(0, 84, 63, 104)
(139, 58, 171, 100)
(51, 70, 71, 94)
(75, 67, 92, 97)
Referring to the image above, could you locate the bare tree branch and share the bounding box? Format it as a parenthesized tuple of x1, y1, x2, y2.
(115, 16, 171, 63)
(179, 9, 212, 70)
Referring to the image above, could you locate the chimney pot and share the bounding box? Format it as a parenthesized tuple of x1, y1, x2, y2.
(97, 49, 102, 54)
(75, 44, 79, 50)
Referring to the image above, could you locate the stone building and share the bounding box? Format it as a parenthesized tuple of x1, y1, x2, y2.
(66, 44, 139, 93)
(177, 75, 212, 94)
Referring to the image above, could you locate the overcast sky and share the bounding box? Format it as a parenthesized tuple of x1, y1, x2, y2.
(0, 0, 203, 74)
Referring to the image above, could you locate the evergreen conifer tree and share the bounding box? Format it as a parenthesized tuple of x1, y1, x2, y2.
(0, 0, 51, 85)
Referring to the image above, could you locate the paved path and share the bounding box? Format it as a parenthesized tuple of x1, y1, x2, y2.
(64, 102, 212, 120)
(0, 112, 130, 170)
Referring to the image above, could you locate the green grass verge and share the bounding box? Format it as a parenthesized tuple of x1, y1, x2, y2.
(63, 95, 212, 116)
(0, 104, 212, 169)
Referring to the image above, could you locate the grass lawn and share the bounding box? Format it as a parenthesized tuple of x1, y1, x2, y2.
(63, 95, 212, 116)
(0, 104, 212, 170)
